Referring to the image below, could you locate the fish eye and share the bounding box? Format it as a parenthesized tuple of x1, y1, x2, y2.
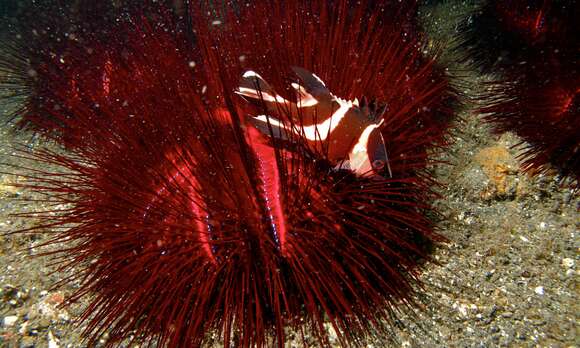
(372, 160, 385, 170)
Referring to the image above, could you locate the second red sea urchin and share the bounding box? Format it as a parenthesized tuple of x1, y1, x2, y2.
(461, 0, 579, 179)
(6, 1, 457, 347)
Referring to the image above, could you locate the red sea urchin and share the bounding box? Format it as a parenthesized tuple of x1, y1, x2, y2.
(0, 0, 120, 131)
(462, 0, 579, 179)
(459, 0, 578, 73)
(0, 0, 180, 140)
(480, 70, 579, 179)
(9, 1, 456, 347)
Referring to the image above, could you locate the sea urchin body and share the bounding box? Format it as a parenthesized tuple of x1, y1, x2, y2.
(463, 0, 580, 179)
(10, 1, 457, 347)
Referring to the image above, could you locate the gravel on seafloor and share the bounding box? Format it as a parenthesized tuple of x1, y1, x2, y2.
(1, 1, 578, 347)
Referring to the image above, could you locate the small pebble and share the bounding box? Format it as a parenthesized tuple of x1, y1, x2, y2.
(19, 335, 35, 348)
(3, 315, 18, 327)
(534, 286, 544, 295)
(29, 329, 39, 336)
(48, 330, 60, 348)
(562, 192, 572, 204)
(18, 321, 28, 334)
(37, 317, 51, 329)
(561, 258, 574, 268)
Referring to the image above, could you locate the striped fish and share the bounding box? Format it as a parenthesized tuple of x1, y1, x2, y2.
(236, 67, 391, 177)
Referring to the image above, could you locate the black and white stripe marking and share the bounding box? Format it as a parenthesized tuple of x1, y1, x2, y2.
(236, 67, 392, 177)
